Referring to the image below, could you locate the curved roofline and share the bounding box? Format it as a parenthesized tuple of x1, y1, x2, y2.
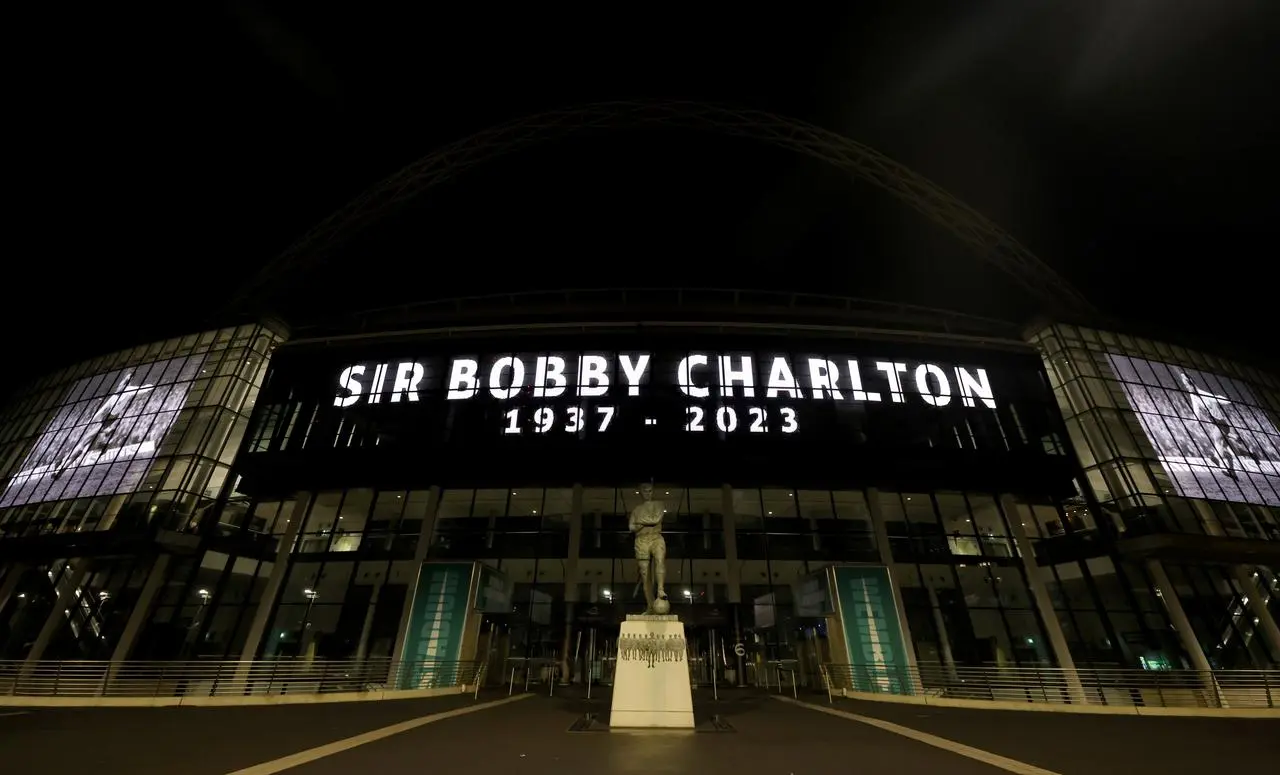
(282, 320, 1033, 356)
(229, 100, 1100, 319)
(290, 287, 1025, 343)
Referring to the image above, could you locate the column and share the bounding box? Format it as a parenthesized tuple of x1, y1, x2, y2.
(720, 485, 741, 603)
(0, 563, 26, 619)
(561, 484, 584, 684)
(1145, 559, 1213, 672)
(925, 584, 959, 678)
(96, 493, 131, 532)
(1145, 558, 1225, 704)
(1234, 566, 1280, 665)
(564, 485, 584, 603)
(101, 554, 172, 691)
(1190, 500, 1227, 537)
(238, 493, 311, 662)
(23, 561, 90, 665)
(867, 487, 921, 691)
(108, 554, 171, 664)
(721, 484, 744, 685)
(390, 486, 441, 666)
(354, 582, 382, 662)
(1002, 495, 1088, 704)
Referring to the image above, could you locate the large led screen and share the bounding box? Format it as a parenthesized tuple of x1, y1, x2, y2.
(1107, 354, 1280, 507)
(0, 354, 206, 508)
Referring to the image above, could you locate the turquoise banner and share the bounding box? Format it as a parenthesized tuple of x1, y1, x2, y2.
(832, 565, 912, 695)
(399, 562, 472, 688)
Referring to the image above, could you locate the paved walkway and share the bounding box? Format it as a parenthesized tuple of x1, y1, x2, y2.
(826, 695, 1280, 775)
(1, 689, 1276, 775)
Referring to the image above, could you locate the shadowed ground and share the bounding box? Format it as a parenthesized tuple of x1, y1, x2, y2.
(1, 686, 1275, 775)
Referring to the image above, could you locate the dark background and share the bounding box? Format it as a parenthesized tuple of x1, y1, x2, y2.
(10, 2, 1277, 379)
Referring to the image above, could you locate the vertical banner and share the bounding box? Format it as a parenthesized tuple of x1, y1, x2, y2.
(400, 562, 472, 688)
(832, 565, 912, 694)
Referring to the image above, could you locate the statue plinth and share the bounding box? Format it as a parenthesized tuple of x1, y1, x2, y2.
(609, 614, 694, 729)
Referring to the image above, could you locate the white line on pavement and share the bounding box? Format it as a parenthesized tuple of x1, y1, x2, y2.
(776, 696, 1063, 775)
(225, 694, 533, 775)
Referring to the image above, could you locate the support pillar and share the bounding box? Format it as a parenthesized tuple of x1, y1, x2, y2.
(238, 493, 310, 663)
(925, 584, 959, 678)
(564, 485, 584, 603)
(867, 487, 921, 691)
(1189, 500, 1228, 537)
(721, 484, 744, 685)
(24, 561, 90, 665)
(561, 484, 584, 684)
(1146, 558, 1226, 706)
(0, 563, 26, 620)
(102, 554, 171, 691)
(354, 582, 382, 662)
(390, 486, 441, 668)
(721, 485, 741, 604)
(109, 554, 171, 665)
(1234, 566, 1280, 666)
(1146, 559, 1213, 672)
(96, 493, 130, 532)
(1002, 495, 1088, 704)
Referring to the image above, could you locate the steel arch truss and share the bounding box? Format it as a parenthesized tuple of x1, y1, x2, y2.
(231, 100, 1097, 317)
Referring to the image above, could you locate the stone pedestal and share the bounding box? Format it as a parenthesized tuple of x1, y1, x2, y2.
(609, 614, 695, 729)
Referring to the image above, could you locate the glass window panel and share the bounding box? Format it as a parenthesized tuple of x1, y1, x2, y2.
(509, 488, 543, 516)
(760, 488, 795, 518)
(473, 489, 508, 518)
(437, 489, 473, 519)
(731, 488, 763, 528)
(832, 490, 870, 521)
(797, 490, 834, 520)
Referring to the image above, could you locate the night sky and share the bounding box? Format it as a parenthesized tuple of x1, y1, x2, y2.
(10, 2, 1277, 382)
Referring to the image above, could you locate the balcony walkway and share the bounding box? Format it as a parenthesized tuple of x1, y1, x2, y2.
(1, 687, 1275, 775)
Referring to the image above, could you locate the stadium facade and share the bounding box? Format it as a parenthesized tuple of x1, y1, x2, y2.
(0, 290, 1277, 691)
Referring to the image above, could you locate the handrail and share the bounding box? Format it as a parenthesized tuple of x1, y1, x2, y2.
(819, 662, 1279, 709)
(0, 658, 483, 699)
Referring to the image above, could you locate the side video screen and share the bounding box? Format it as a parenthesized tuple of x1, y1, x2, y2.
(1107, 354, 1280, 507)
(0, 354, 206, 508)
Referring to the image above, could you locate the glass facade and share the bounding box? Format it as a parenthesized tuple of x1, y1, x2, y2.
(0, 323, 285, 659)
(0, 317, 1276, 682)
(154, 483, 1067, 687)
(1029, 323, 1280, 669)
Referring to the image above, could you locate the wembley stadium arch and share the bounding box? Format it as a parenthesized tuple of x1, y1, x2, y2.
(228, 100, 1098, 320)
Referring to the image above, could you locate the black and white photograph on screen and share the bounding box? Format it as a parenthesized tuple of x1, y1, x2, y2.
(0, 354, 207, 509)
(1106, 353, 1280, 507)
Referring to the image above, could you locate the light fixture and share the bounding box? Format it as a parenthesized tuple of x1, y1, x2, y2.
(683, 589, 692, 597)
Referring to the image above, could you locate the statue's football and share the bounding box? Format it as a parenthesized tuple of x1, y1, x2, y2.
(652, 597, 671, 615)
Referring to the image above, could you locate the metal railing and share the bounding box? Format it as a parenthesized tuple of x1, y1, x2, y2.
(0, 658, 484, 699)
(819, 662, 1280, 709)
